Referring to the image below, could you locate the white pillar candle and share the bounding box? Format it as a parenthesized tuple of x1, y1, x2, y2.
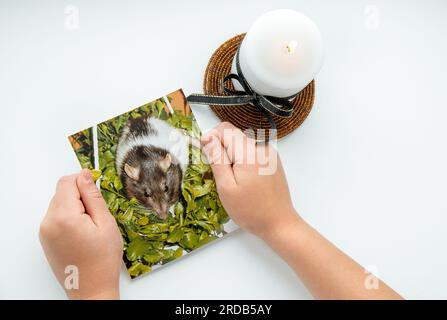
(231, 9, 324, 98)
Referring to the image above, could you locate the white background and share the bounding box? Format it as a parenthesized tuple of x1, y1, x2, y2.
(1, 0, 446, 299)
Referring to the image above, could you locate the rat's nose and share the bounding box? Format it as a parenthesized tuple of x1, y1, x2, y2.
(156, 203, 168, 219)
(157, 210, 167, 220)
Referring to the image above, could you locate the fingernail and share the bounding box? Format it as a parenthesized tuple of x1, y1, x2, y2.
(82, 169, 93, 183)
(200, 134, 212, 146)
(202, 142, 210, 154)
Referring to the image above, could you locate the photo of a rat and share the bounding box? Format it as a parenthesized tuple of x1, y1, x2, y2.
(115, 116, 193, 220)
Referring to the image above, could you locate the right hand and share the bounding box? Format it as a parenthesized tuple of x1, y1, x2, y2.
(202, 123, 403, 300)
(201, 122, 300, 240)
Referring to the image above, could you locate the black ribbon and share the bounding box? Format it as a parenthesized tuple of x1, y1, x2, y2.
(187, 49, 298, 142)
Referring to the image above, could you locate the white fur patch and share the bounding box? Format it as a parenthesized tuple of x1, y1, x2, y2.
(115, 117, 189, 175)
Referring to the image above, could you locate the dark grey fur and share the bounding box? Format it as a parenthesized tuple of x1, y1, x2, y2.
(117, 117, 183, 219)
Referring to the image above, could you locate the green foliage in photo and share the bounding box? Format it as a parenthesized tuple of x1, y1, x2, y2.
(70, 98, 229, 278)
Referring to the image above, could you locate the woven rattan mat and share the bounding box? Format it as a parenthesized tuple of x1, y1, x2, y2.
(203, 33, 315, 140)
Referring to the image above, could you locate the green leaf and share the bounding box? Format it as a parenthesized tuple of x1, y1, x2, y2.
(197, 235, 218, 248)
(161, 248, 183, 263)
(126, 238, 153, 261)
(113, 176, 123, 190)
(143, 250, 163, 264)
(195, 207, 208, 220)
(217, 207, 230, 224)
(155, 100, 165, 114)
(90, 169, 102, 182)
(174, 202, 184, 217)
(182, 188, 192, 202)
(137, 217, 149, 226)
(174, 247, 183, 258)
(118, 207, 133, 223)
(102, 190, 116, 204)
(166, 228, 184, 243)
(128, 262, 151, 277)
(208, 198, 217, 211)
(180, 232, 199, 250)
(186, 200, 196, 213)
(139, 223, 169, 234)
(195, 221, 214, 233)
(103, 150, 114, 164)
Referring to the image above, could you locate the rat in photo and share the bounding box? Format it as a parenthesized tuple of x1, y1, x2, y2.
(115, 116, 194, 220)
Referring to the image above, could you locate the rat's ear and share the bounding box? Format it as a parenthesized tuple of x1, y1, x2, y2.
(159, 153, 171, 172)
(124, 163, 140, 180)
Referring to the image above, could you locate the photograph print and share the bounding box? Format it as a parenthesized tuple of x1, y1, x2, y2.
(68, 89, 235, 278)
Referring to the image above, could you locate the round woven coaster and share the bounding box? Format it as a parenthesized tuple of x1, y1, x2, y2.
(203, 33, 315, 140)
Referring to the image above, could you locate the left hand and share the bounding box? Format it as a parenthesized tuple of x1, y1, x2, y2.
(39, 169, 123, 299)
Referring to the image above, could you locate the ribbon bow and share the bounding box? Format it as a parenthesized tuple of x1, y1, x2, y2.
(187, 49, 298, 142)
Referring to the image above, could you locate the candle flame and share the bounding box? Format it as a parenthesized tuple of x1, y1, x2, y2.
(286, 40, 298, 54)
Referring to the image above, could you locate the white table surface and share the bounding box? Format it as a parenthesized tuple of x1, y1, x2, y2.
(1, 0, 446, 299)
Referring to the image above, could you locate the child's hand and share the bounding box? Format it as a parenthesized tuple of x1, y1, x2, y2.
(201, 122, 300, 240)
(202, 122, 402, 300)
(39, 169, 123, 299)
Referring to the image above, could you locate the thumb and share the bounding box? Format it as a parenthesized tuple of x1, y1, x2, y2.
(76, 169, 110, 225)
(201, 134, 236, 189)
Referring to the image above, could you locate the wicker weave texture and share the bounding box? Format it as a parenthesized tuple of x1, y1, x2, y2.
(203, 34, 315, 140)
